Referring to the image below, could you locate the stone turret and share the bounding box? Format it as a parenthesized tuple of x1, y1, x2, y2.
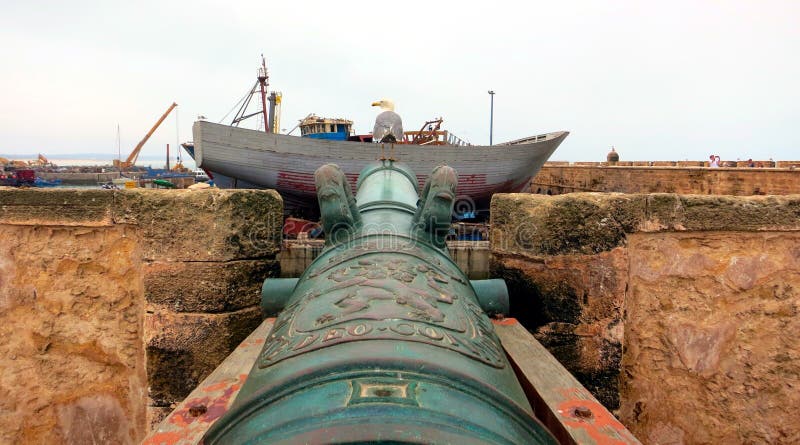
(607, 146, 619, 164)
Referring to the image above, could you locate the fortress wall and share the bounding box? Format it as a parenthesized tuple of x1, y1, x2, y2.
(36, 171, 121, 184)
(0, 188, 282, 444)
(531, 164, 800, 196)
(491, 193, 800, 444)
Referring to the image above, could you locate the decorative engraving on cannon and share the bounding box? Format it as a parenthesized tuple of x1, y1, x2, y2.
(259, 244, 507, 368)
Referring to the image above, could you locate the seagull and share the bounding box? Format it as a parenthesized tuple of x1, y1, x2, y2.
(371, 99, 403, 143)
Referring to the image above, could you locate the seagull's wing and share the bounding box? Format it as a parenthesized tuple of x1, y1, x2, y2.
(375, 111, 403, 143)
(373, 113, 389, 142)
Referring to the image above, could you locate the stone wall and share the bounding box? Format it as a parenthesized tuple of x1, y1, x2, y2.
(0, 188, 282, 444)
(491, 193, 800, 444)
(532, 164, 800, 196)
(0, 223, 145, 444)
(37, 171, 121, 185)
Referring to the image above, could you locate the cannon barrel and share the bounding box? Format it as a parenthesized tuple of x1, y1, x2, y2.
(203, 160, 557, 444)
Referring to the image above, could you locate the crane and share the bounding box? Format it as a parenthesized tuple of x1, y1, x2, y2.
(29, 153, 50, 167)
(114, 102, 178, 170)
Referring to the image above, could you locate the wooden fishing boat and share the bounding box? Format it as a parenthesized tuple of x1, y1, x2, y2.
(183, 57, 568, 213)
(190, 120, 568, 211)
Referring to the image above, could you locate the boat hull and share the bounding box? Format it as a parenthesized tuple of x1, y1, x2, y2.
(192, 121, 568, 210)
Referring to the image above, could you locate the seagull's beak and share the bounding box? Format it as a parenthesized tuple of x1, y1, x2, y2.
(371, 101, 381, 107)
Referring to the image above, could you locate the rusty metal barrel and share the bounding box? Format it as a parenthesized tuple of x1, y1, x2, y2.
(203, 160, 557, 444)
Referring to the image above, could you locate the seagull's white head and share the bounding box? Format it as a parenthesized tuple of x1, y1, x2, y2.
(371, 99, 395, 112)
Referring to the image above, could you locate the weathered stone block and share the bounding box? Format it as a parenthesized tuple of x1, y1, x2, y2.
(640, 194, 800, 232)
(531, 164, 800, 195)
(144, 307, 263, 406)
(492, 249, 628, 409)
(448, 240, 490, 280)
(112, 189, 283, 262)
(0, 188, 114, 226)
(143, 260, 279, 313)
(146, 406, 173, 432)
(0, 224, 146, 445)
(56, 394, 132, 445)
(620, 232, 800, 444)
(676, 195, 800, 231)
(0, 187, 286, 442)
(278, 239, 325, 278)
(491, 193, 646, 257)
(490, 192, 800, 435)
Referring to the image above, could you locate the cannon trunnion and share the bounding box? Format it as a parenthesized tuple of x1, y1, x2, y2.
(203, 161, 557, 444)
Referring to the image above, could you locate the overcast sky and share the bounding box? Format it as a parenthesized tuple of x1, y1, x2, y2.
(1, 0, 797, 162)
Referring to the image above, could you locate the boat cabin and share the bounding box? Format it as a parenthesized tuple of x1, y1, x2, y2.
(299, 115, 353, 141)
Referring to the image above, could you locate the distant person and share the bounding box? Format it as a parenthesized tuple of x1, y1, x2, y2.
(747, 158, 755, 167)
(709, 155, 720, 168)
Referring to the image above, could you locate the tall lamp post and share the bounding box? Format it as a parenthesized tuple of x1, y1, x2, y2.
(488, 90, 495, 146)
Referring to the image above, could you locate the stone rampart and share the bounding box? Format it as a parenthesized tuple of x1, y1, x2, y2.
(491, 193, 800, 444)
(0, 187, 282, 444)
(532, 163, 800, 196)
(37, 171, 121, 184)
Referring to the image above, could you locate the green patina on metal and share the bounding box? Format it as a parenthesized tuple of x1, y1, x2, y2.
(262, 278, 510, 317)
(204, 160, 557, 445)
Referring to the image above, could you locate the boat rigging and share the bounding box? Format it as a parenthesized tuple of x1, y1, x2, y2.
(229, 55, 282, 134)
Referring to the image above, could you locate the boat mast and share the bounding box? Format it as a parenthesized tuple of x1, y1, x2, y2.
(116, 124, 121, 169)
(175, 107, 182, 165)
(258, 54, 270, 133)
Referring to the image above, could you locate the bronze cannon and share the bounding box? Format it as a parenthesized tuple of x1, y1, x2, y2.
(203, 160, 557, 444)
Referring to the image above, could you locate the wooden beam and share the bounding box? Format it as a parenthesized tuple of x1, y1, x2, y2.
(494, 318, 642, 445)
(142, 316, 641, 444)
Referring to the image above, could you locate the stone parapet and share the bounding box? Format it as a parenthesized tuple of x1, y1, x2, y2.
(0, 188, 115, 226)
(532, 164, 800, 196)
(0, 188, 283, 260)
(36, 171, 121, 185)
(0, 188, 283, 443)
(143, 260, 279, 313)
(490, 192, 800, 444)
(492, 193, 800, 258)
(113, 189, 282, 261)
(776, 160, 800, 168)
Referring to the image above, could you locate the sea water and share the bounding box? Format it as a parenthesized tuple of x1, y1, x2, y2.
(42, 158, 198, 169)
